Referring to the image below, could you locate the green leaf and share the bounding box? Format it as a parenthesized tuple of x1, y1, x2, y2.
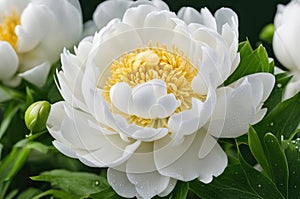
(0, 102, 21, 140)
(0, 143, 2, 160)
(189, 164, 259, 199)
(254, 92, 300, 141)
(170, 181, 189, 199)
(263, 73, 292, 113)
(264, 133, 288, 198)
(26, 142, 49, 154)
(88, 187, 122, 199)
(17, 188, 42, 199)
(31, 170, 110, 197)
(259, 24, 274, 44)
(25, 87, 35, 108)
(248, 126, 271, 177)
(224, 40, 273, 85)
(284, 139, 300, 198)
(0, 141, 30, 182)
(32, 189, 77, 199)
(4, 189, 18, 199)
(238, 146, 285, 199)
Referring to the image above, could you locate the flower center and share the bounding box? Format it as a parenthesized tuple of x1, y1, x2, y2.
(103, 43, 206, 128)
(0, 11, 20, 50)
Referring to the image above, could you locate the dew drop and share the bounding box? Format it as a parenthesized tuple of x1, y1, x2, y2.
(294, 185, 297, 189)
(292, 140, 296, 144)
(277, 83, 282, 88)
(258, 184, 262, 188)
(296, 146, 299, 150)
(95, 181, 100, 186)
(296, 138, 300, 141)
(269, 122, 274, 126)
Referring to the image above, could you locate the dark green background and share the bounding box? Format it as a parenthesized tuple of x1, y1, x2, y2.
(79, 0, 290, 42)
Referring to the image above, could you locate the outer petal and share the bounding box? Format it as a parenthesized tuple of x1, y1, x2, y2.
(0, 41, 19, 81)
(207, 73, 275, 138)
(127, 171, 170, 198)
(17, 0, 82, 71)
(19, 61, 50, 87)
(154, 129, 227, 183)
(273, 0, 300, 70)
(284, 78, 300, 100)
(107, 168, 138, 198)
(46, 101, 141, 168)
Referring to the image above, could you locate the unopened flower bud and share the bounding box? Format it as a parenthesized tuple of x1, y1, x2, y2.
(25, 101, 51, 132)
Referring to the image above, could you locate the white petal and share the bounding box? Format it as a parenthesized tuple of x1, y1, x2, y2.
(114, 115, 169, 142)
(82, 20, 98, 38)
(131, 0, 169, 11)
(154, 130, 227, 182)
(19, 61, 50, 87)
(0, 0, 29, 15)
(131, 79, 176, 118)
(207, 73, 274, 138)
(144, 10, 177, 29)
(178, 7, 202, 24)
(284, 79, 300, 100)
(158, 178, 177, 197)
(199, 7, 217, 31)
(215, 8, 238, 36)
(107, 168, 138, 198)
(168, 86, 216, 140)
(47, 102, 66, 135)
(125, 142, 156, 173)
(123, 5, 157, 28)
(93, 0, 132, 29)
(246, 73, 275, 102)
(110, 82, 132, 114)
(126, 171, 170, 199)
(52, 140, 77, 158)
(78, 137, 141, 167)
(273, 25, 299, 70)
(149, 94, 180, 118)
(17, 0, 82, 69)
(0, 41, 19, 81)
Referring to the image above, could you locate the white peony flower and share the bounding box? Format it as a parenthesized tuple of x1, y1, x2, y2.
(273, 0, 300, 99)
(0, 0, 82, 90)
(47, 0, 275, 198)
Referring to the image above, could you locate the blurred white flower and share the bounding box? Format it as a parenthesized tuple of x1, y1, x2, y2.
(0, 0, 82, 90)
(47, 0, 275, 198)
(273, 0, 300, 99)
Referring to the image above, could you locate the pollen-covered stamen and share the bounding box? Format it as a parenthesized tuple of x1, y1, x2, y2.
(0, 11, 20, 50)
(102, 44, 206, 128)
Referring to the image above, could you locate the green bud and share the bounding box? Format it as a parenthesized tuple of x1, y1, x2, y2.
(259, 23, 274, 44)
(25, 101, 51, 132)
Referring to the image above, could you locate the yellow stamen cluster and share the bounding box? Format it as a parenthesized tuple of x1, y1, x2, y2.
(0, 11, 20, 50)
(102, 43, 206, 128)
